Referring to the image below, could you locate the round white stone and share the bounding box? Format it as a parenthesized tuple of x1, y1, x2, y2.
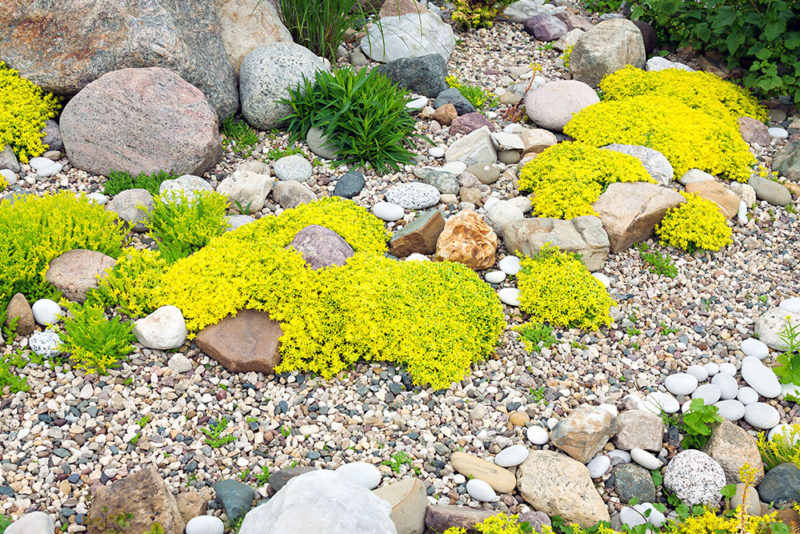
(167, 354, 192, 374)
(780, 297, 800, 314)
(498, 256, 521, 275)
(587, 455, 610, 478)
(711, 373, 738, 400)
(485, 271, 506, 284)
(621, 503, 666, 529)
(704, 362, 720, 376)
(406, 95, 428, 110)
(373, 201, 404, 221)
(737, 387, 759, 405)
(608, 449, 631, 465)
(741, 337, 769, 359)
(527, 426, 549, 445)
(0, 169, 16, 185)
(641, 392, 679, 414)
(405, 253, 430, 262)
(768, 127, 788, 139)
(741, 358, 781, 398)
(495, 444, 529, 467)
(442, 161, 467, 175)
(631, 448, 661, 470)
(768, 424, 798, 442)
(186, 515, 225, 534)
(87, 192, 108, 205)
(29, 156, 62, 177)
(335, 462, 381, 489)
(665, 373, 698, 396)
(466, 478, 498, 502)
(719, 362, 737, 376)
(498, 288, 520, 306)
(744, 402, 780, 429)
(428, 147, 445, 158)
(31, 298, 62, 326)
(687, 364, 709, 382)
(714, 399, 745, 421)
(691, 383, 721, 404)
(592, 273, 611, 288)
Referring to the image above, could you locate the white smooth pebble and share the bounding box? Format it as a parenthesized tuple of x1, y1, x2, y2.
(186, 516, 224, 534)
(485, 271, 506, 284)
(630, 448, 661, 470)
(498, 288, 520, 306)
(711, 373, 739, 400)
(466, 478, 498, 502)
(719, 362, 737, 376)
(692, 383, 721, 404)
(741, 337, 769, 359)
(704, 362, 720, 376)
(495, 445, 529, 467)
(587, 455, 611, 478)
(686, 364, 708, 382)
(665, 373, 698, 396)
(744, 402, 780, 429)
(527, 426, 549, 445)
(715, 399, 746, 421)
(498, 256, 521, 275)
(737, 387, 759, 405)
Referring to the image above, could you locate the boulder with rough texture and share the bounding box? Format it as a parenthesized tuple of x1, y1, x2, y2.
(87, 465, 185, 534)
(0, 146, 20, 173)
(614, 410, 664, 451)
(390, 210, 445, 257)
(445, 127, 497, 166)
(704, 420, 764, 485)
(0, 1, 237, 118)
(272, 181, 318, 209)
(758, 463, 800, 506)
(240, 43, 328, 130)
(45, 250, 116, 303)
(755, 308, 800, 351)
(217, 170, 273, 214)
(664, 450, 725, 507)
(6, 293, 35, 337)
(5, 512, 55, 534)
(360, 13, 455, 63)
(517, 451, 610, 527)
(434, 211, 498, 270)
(554, 11, 594, 31)
(525, 80, 599, 132)
(749, 175, 792, 206)
(373, 478, 428, 534)
(290, 225, 354, 269)
(451, 113, 496, 136)
(239, 470, 396, 534)
(134, 305, 187, 350)
(216, 0, 293, 76)
(773, 141, 800, 182)
(569, 19, 646, 87)
(61, 68, 222, 177)
(376, 54, 447, 98)
(601, 144, 673, 185)
(195, 309, 282, 374)
(738, 117, 770, 146)
(592, 182, 685, 253)
(106, 188, 154, 232)
(613, 464, 656, 504)
(551, 406, 617, 463)
(523, 15, 568, 42)
(424, 505, 494, 533)
(379, 0, 428, 17)
(502, 216, 609, 271)
(685, 181, 740, 219)
(450, 452, 516, 493)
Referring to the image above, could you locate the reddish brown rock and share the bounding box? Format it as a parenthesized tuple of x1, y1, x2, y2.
(5, 293, 34, 337)
(88, 464, 185, 534)
(176, 487, 212, 525)
(60, 67, 222, 177)
(425, 504, 494, 533)
(450, 113, 495, 136)
(289, 225, 354, 269)
(195, 309, 283, 374)
(685, 181, 740, 219)
(45, 249, 116, 303)
(738, 116, 770, 146)
(379, 0, 428, 17)
(390, 210, 445, 257)
(433, 103, 458, 126)
(434, 212, 497, 270)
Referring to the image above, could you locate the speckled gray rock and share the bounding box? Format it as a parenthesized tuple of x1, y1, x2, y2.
(107, 188, 154, 232)
(570, 19, 646, 88)
(273, 155, 312, 182)
(375, 54, 448, 97)
(239, 43, 328, 130)
(306, 127, 339, 160)
(360, 13, 455, 63)
(0, 146, 20, 173)
(41, 120, 63, 152)
(602, 144, 673, 185)
(614, 410, 663, 451)
(160, 175, 214, 202)
(434, 88, 476, 116)
(29, 330, 62, 359)
(773, 141, 800, 182)
(613, 464, 656, 504)
(385, 183, 440, 209)
(664, 450, 725, 507)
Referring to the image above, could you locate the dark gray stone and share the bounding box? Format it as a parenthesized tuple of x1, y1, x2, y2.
(773, 141, 800, 182)
(376, 54, 448, 97)
(41, 120, 63, 152)
(289, 225, 354, 269)
(333, 171, 366, 198)
(269, 467, 318, 493)
(0, 145, 20, 173)
(613, 463, 656, 504)
(632, 20, 657, 56)
(212, 479, 256, 522)
(433, 88, 475, 116)
(758, 463, 800, 506)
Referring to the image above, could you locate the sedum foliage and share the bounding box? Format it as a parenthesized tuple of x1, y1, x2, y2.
(452, 0, 515, 28)
(564, 95, 755, 182)
(87, 248, 167, 318)
(518, 142, 654, 219)
(446, 76, 498, 110)
(0, 175, 7, 192)
(757, 424, 800, 471)
(0, 61, 61, 163)
(0, 192, 127, 313)
(57, 301, 136, 374)
(445, 513, 533, 534)
(656, 193, 732, 253)
(518, 245, 614, 331)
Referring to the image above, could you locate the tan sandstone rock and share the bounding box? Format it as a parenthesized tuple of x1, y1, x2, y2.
(705, 420, 765, 485)
(216, 0, 293, 76)
(551, 406, 617, 463)
(450, 452, 516, 493)
(434, 211, 497, 270)
(685, 181, 740, 219)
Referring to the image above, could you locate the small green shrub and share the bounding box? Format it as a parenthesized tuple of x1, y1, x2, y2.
(581, 0, 623, 13)
(104, 169, 178, 196)
(656, 193, 732, 253)
(773, 320, 800, 386)
(143, 190, 229, 264)
(0, 192, 127, 313)
(637, 242, 678, 278)
(514, 322, 557, 353)
(280, 67, 425, 173)
(518, 142, 654, 219)
(0, 61, 61, 163)
(277, 0, 362, 63)
(265, 145, 304, 161)
(679, 398, 722, 449)
(221, 116, 259, 157)
(87, 248, 167, 318)
(446, 76, 498, 109)
(57, 301, 136, 374)
(0, 351, 33, 394)
(452, 0, 515, 28)
(757, 424, 800, 470)
(517, 244, 615, 331)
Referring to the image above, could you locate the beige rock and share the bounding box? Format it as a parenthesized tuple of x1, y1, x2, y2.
(614, 410, 664, 451)
(570, 19, 646, 87)
(195, 309, 283, 374)
(592, 182, 685, 253)
(685, 181, 740, 219)
(525, 80, 599, 132)
(5, 293, 34, 337)
(502, 216, 609, 271)
(176, 487, 212, 524)
(520, 129, 558, 155)
(424, 504, 494, 532)
(216, 0, 293, 76)
(450, 452, 516, 493)
(379, 0, 428, 17)
(433, 103, 457, 126)
(434, 211, 497, 270)
(731, 483, 762, 516)
(509, 411, 530, 427)
(517, 450, 610, 527)
(738, 116, 770, 146)
(217, 170, 274, 214)
(373, 478, 428, 534)
(551, 406, 617, 463)
(460, 187, 483, 205)
(445, 127, 497, 167)
(45, 249, 116, 303)
(705, 420, 765, 485)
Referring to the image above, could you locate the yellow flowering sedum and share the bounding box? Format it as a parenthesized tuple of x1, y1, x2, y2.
(88, 248, 168, 319)
(518, 244, 614, 331)
(656, 193, 732, 252)
(564, 95, 755, 182)
(444, 513, 532, 534)
(0, 175, 7, 192)
(757, 424, 800, 470)
(518, 142, 653, 219)
(0, 61, 61, 163)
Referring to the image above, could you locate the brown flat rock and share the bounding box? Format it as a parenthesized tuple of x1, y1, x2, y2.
(45, 249, 116, 303)
(195, 309, 283, 374)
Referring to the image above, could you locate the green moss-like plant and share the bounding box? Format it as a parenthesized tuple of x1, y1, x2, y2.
(518, 142, 654, 219)
(451, 0, 515, 28)
(564, 95, 756, 182)
(57, 301, 136, 374)
(87, 248, 167, 318)
(103, 169, 178, 197)
(656, 193, 733, 252)
(518, 244, 614, 331)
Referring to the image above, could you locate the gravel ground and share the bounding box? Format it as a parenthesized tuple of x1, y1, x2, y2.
(1, 10, 799, 532)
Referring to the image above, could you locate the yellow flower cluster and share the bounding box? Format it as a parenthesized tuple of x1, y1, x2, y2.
(444, 513, 532, 534)
(0, 61, 61, 163)
(451, 0, 513, 28)
(599, 65, 767, 123)
(656, 193, 733, 252)
(564, 95, 756, 182)
(518, 244, 615, 331)
(562, 45, 575, 69)
(157, 199, 503, 389)
(87, 248, 168, 319)
(0, 175, 7, 192)
(757, 423, 800, 470)
(518, 142, 654, 219)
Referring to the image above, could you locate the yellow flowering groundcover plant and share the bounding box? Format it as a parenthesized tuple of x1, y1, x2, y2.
(0, 61, 61, 163)
(87, 248, 168, 319)
(518, 142, 653, 219)
(656, 193, 733, 253)
(517, 244, 614, 331)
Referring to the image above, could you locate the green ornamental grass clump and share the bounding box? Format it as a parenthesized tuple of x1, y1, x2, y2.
(277, 0, 362, 63)
(517, 244, 615, 331)
(103, 170, 178, 197)
(58, 301, 136, 374)
(656, 193, 733, 252)
(518, 142, 654, 219)
(280, 67, 425, 173)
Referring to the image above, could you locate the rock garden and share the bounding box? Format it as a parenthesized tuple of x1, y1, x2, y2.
(1, 0, 800, 533)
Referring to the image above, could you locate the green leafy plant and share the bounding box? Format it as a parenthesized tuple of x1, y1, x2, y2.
(0, 514, 12, 533)
(514, 322, 557, 354)
(446, 76, 499, 110)
(451, 0, 515, 28)
(57, 301, 136, 374)
(137, 414, 152, 428)
(383, 451, 415, 473)
(561, 44, 575, 69)
(103, 169, 178, 197)
(637, 242, 679, 278)
(279, 67, 428, 173)
(757, 424, 800, 470)
(0, 350, 32, 394)
(681, 398, 722, 449)
(265, 145, 304, 160)
(529, 386, 546, 405)
(774, 320, 800, 386)
(276, 0, 361, 63)
(86, 507, 134, 534)
(143, 190, 228, 264)
(660, 322, 679, 336)
(201, 416, 237, 448)
(255, 465, 270, 485)
(581, 0, 623, 14)
(221, 116, 259, 157)
(280, 425, 291, 438)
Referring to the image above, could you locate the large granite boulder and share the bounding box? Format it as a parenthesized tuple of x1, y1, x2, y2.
(525, 80, 599, 132)
(502, 216, 609, 271)
(216, 0, 293, 76)
(569, 18, 646, 87)
(360, 13, 456, 63)
(60, 67, 222, 177)
(0, 0, 237, 118)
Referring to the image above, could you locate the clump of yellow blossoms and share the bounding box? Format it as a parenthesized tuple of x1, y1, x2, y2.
(656, 193, 733, 252)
